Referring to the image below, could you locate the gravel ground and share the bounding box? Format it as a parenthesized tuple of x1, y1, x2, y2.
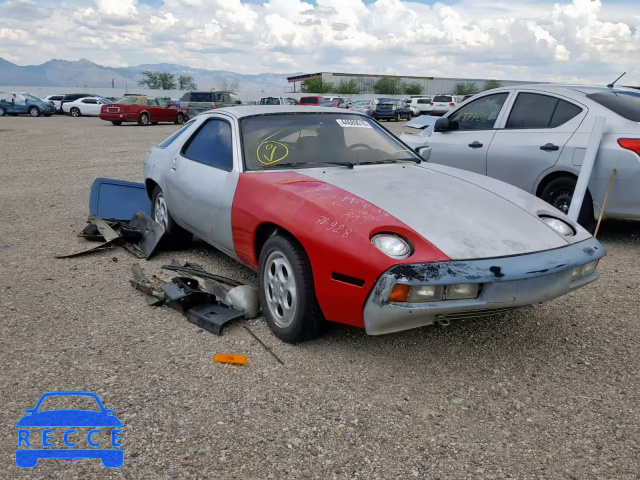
(0, 115, 639, 479)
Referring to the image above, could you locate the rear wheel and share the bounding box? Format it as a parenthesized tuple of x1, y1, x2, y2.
(258, 234, 324, 343)
(29, 106, 40, 117)
(138, 113, 150, 126)
(151, 186, 192, 248)
(70, 107, 80, 117)
(111, 120, 122, 126)
(395, 113, 400, 122)
(0, 106, 6, 116)
(540, 176, 596, 232)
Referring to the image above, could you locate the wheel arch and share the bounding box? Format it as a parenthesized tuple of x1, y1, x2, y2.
(145, 179, 159, 200)
(254, 222, 300, 263)
(535, 170, 578, 197)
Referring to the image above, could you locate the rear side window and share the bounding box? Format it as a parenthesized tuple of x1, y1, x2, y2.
(50, 96, 63, 101)
(157, 121, 197, 149)
(190, 92, 212, 103)
(299, 97, 318, 105)
(586, 91, 640, 122)
(229, 93, 241, 104)
(506, 93, 582, 129)
(417, 99, 429, 104)
(181, 119, 233, 171)
(433, 96, 452, 102)
(180, 92, 190, 102)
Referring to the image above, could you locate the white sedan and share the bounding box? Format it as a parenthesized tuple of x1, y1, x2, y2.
(63, 97, 111, 117)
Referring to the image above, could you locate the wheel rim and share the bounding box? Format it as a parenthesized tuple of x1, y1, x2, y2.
(0, 108, 5, 116)
(177, 114, 184, 124)
(154, 193, 169, 230)
(141, 115, 149, 125)
(30, 108, 38, 117)
(263, 251, 297, 328)
(71, 109, 79, 117)
(549, 189, 573, 214)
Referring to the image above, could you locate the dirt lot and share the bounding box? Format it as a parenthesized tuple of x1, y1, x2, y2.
(1, 115, 639, 479)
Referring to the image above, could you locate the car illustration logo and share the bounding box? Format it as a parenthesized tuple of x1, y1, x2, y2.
(15, 391, 123, 468)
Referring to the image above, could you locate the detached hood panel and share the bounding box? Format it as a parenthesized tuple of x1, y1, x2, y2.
(303, 164, 570, 260)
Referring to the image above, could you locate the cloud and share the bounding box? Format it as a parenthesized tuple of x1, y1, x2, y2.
(0, 0, 638, 84)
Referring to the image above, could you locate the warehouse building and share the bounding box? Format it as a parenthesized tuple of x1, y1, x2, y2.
(287, 72, 535, 95)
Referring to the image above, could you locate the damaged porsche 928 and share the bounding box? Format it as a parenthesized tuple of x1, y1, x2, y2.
(143, 106, 605, 343)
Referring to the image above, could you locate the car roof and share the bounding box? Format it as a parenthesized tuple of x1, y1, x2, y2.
(200, 105, 365, 119)
(488, 83, 639, 96)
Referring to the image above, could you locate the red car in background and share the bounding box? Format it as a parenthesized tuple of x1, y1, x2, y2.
(100, 96, 187, 126)
(298, 96, 327, 106)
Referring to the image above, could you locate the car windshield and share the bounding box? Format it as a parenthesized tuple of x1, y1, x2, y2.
(241, 113, 419, 171)
(353, 100, 372, 106)
(115, 97, 141, 104)
(379, 100, 396, 105)
(260, 98, 281, 105)
(37, 395, 101, 412)
(586, 90, 640, 122)
(433, 96, 452, 102)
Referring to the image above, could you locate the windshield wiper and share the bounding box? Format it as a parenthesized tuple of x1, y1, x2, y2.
(358, 158, 421, 166)
(267, 161, 354, 169)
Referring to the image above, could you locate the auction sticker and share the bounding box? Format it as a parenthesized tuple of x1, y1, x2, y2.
(335, 119, 372, 128)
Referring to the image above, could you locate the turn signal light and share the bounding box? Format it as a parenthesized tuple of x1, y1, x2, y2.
(214, 353, 247, 365)
(430, 102, 434, 106)
(618, 138, 640, 155)
(388, 284, 409, 302)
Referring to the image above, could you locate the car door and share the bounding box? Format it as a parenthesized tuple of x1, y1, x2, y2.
(156, 98, 175, 122)
(426, 92, 511, 175)
(164, 116, 240, 256)
(81, 98, 100, 115)
(487, 91, 586, 192)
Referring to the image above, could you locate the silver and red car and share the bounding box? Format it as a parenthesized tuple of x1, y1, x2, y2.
(143, 106, 604, 343)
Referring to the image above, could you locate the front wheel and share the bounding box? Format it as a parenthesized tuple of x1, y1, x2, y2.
(258, 234, 324, 343)
(0, 106, 6, 116)
(29, 106, 40, 117)
(70, 107, 80, 117)
(138, 113, 150, 126)
(540, 176, 596, 232)
(151, 186, 192, 248)
(175, 112, 184, 124)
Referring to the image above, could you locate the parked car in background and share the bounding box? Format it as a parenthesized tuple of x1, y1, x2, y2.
(60, 93, 95, 113)
(100, 96, 187, 126)
(0, 92, 55, 117)
(143, 105, 604, 343)
(179, 91, 242, 117)
(259, 97, 298, 105)
(425, 95, 462, 116)
(461, 94, 476, 103)
(373, 99, 412, 121)
(351, 99, 378, 116)
(42, 94, 65, 113)
(400, 84, 640, 230)
(63, 96, 112, 117)
(407, 97, 432, 115)
(298, 96, 328, 106)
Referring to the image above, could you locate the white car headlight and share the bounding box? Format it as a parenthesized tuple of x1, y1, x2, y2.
(371, 234, 411, 259)
(540, 216, 574, 236)
(571, 260, 598, 280)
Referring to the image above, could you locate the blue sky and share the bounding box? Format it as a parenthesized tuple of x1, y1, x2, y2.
(0, 0, 638, 84)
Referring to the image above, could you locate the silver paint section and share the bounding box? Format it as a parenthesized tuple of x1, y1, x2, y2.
(303, 164, 574, 260)
(363, 236, 605, 335)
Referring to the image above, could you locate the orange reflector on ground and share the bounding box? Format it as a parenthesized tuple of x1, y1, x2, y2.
(388, 284, 409, 302)
(214, 353, 247, 365)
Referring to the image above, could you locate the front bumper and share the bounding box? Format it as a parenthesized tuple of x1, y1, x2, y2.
(374, 111, 397, 119)
(363, 237, 605, 335)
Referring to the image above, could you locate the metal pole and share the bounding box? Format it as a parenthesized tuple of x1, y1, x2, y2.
(594, 169, 617, 238)
(568, 116, 606, 222)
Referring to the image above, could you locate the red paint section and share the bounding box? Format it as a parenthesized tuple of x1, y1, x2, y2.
(232, 171, 449, 328)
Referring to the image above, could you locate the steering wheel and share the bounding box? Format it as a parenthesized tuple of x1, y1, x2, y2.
(347, 143, 373, 151)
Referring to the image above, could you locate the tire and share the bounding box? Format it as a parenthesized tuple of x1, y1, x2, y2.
(151, 186, 192, 248)
(70, 107, 81, 117)
(394, 113, 400, 122)
(29, 106, 40, 117)
(258, 233, 324, 343)
(111, 120, 123, 126)
(175, 112, 184, 125)
(138, 113, 150, 126)
(0, 106, 6, 116)
(540, 176, 596, 232)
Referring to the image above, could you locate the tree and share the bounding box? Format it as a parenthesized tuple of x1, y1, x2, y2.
(373, 77, 403, 95)
(178, 75, 197, 90)
(336, 80, 360, 94)
(455, 82, 480, 95)
(301, 78, 334, 94)
(404, 82, 423, 95)
(137, 71, 177, 90)
(217, 78, 240, 91)
(484, 79, 502, 90)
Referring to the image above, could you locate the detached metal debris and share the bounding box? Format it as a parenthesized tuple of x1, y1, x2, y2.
(57, 211, 165, 259)
(129, 261, 260, 336)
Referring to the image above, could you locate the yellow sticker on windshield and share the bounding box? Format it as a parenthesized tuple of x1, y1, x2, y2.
(257, 141, 289, 165)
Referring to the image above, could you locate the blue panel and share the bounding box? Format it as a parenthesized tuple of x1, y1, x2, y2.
(89, 178, 151, 221)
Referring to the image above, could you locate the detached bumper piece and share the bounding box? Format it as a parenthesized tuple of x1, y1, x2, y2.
(129, 262, 256, 336)
(57, 212, 164, 260)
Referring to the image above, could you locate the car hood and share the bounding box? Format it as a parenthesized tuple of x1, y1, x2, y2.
(16, 410, 123, 427)
(302, 163, 589, 260)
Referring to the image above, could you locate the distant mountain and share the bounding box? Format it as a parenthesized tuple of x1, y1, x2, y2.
(0, 57, 300, 91)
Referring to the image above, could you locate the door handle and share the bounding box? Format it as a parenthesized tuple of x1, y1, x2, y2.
(171, 157, 177, 171)
(468, 141, 483, 148)
(540, 143, 560, 151)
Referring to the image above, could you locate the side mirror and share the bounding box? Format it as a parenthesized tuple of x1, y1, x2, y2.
(416, 146, 432, 161)
(434, 117, 459, 132)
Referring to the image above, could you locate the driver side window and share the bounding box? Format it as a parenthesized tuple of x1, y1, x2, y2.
(182, 119, 234, 171)
(448, 93, 509, 130)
